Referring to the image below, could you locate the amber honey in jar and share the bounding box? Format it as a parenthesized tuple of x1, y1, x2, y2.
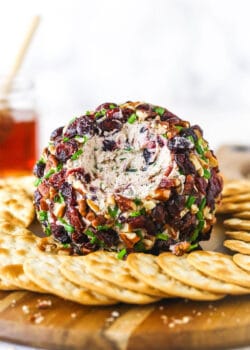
(0, 77, 37, 176)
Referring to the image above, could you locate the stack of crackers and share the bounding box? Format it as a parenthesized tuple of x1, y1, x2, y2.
(217, 179, 250, 272)
(0, 176, 249, 305)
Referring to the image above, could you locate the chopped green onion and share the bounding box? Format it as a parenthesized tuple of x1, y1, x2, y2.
(97, 225, 109, 231)
(38, 157, 45, 164)
(109, 104, 116, 109)
(130, 211, 141, 217)
(85, 229, 95, 237)
(127, 113, 137, 124)
(117, 248, 127, 260)
(186, 195, 196, 209)
(154, 107, 165, 116)
(38, 210, 48, 222)
(199, 198, 206, 210)
(203, 169, 211, 180)
(135, 230, 143, 238)
(44, 168, 56, 179)
(175, 126, 183, 131)
(115, 221, 122, 229)
(34, 178, 42, 187)
(95, 109, 106, 118)
(156, 233, 169, 241)
(124, 146, 133, 152)
(71, 149, 83, 160)
(62, 243, 71, 248)
(54, 192, 64, 203)
(190, 228, 200, 242)
(58, 218, 75, 233)
(108, 206, 119, 218)
(196, 211, 203, 220)
(134, 240, 145, 252)
(69, 116, 77, 124)
(126, 168, 137, 172)
(198, 220, 205, 231)
(133, 198, 142, 206)
(187, 135, 195, 144)
(56, 163, 63, 172)
(187, 243, 199, 252)
(45, 226, 51, 236)
(86, 111, 91, 116)
(162, 134, 168, 139)
(63, 137, 69, 142)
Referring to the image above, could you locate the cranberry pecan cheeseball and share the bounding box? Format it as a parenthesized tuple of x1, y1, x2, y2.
(33, 102, 223, 257)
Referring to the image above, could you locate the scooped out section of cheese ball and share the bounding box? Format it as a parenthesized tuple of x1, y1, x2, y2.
(33, 102, 223, 256)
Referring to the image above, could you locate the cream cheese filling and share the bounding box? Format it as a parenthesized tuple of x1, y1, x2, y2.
(66, 120, 180, 212)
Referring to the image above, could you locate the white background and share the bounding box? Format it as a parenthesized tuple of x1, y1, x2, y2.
(0, 0, 250, 153)
(0, 1, 250, 349)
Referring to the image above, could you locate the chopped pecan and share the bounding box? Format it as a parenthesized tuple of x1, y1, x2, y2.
(172, 241, 191, 256)
(120, 232, 140, 248)
(38, 182, 50, 199)
(86, 199, 100, 213)
(153, 189, 171, 201)
(115, 195, 136, 212)
(78, 199, 87, 216)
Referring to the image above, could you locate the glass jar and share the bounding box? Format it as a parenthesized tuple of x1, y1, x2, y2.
(0, 76, 38, 176)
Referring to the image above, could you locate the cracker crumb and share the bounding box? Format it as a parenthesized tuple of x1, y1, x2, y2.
(161, 315, 168, 324)
(10, 299, 16, 308)
(111, 311, 120, 318)
(159, 305, 164, 311)
(29, 312, 44, 324)
(71, 312, 77, 319)
(105, 317, 115, 323)
(22, 305, 30, 314)
(36, 299, 52, 309)
(197, 312, 202, 316)
(221, 311, 225, 317)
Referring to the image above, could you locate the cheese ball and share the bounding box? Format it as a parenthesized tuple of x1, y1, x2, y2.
(33, 102, 223, 256)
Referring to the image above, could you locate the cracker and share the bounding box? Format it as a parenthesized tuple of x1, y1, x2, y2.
(24, 254, 118, 305)
(222, 193, 250, 204)
(0, 176, 35, 198)
(0, 221, 35, 237)
(81, 251, 167, 297)
(225, 231, 250, 242)
(127, 253, 224, 301)
(187, 251, 250, 288)
(0, 264, 45, 293)
(233, 211, 250, 219)
(0, 186, 34, 227)
(157, 253, 250, 295)
(224, 218, 250, 231)
(0, 233, 46, 291)
(233, 254, 250, 272)
(222, 180, 250, 197)
(224, 240, 250, 255)
(217, 202, 250, 214)
(60, 257, 160, 304)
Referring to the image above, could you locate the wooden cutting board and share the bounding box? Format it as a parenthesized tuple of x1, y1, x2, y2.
(0, 145, 249, 350)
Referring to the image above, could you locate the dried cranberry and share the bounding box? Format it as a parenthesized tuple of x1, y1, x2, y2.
(67, 167, 91, 184)
(50, 126, 64, 141)
(165, 194, 186, 219)
(102, 139, 117, 151)
(127, 216, 156, 235)
(55, 139, 78, 162)
(48, 169, 66, 189)
(96, 229, 119, 247)
(173, 212, 196, 232)
(175, 153, 195, 175)
(121, 108, 134, 122)
(106, 107, 121, 119)
(60, 182, 76, 206)
(160, 109, 179, 122)
(98, 119, 122, 133)
(72, 231, 88, 244)
(168, 137, 194, 153)
(80, 241, 98, 254)
(33, 162, 45, 178)
(34, 190, 42, 209)
(66, 208, 85, 232)
(151, 203, 167, 224)
(195, 176, 208, 195)
(95, 103, 117, 111)
(183, 175, 195, 195)
(64, 116, 95, 138)
(206, 169, 223, 209)
(158, 177, 176, 189)
(51, 224, 71, 244)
